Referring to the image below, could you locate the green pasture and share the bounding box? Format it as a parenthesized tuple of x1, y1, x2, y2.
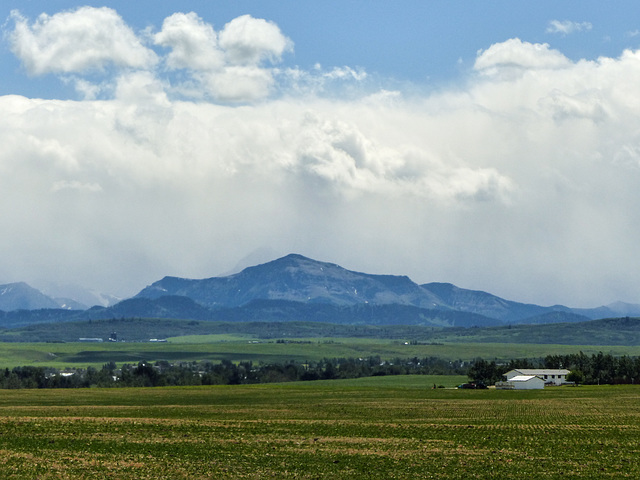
(1, 340, 640, 369)
(0, 378, 638, 478)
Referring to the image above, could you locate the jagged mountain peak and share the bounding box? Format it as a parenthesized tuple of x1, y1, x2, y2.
(232, 253, 338, 277)
(136, 254, 439, 308)
(238, 254, 413, 284)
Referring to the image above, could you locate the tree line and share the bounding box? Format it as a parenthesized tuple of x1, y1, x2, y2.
(2, 351, 638, 389)
(0, 356, 466, 389)
(468, 352, 640, 385)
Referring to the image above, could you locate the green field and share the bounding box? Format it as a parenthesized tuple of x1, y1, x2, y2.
(0, 378, 637, 478)
(0, 339, 639, 369)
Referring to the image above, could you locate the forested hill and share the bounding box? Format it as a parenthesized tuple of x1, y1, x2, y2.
(2, 315, 640, 346)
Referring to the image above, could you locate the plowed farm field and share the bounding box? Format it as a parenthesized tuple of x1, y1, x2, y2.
(0, 377, 637, 479)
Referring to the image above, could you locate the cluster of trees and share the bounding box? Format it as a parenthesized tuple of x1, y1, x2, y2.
(468, 352, 640, 385)
(0, 356, 467, 389)
(544, 352, 640, 385)
(3, 351, 639, 389)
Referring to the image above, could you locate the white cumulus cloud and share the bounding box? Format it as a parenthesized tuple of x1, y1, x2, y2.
(151, 12, 293, 102)
(219, 14, 293, 66)
(154, 12, 223, 71)
(474, 38, 571, 73)
(6, 9, 368, 103)
(8, 7, 157, 75)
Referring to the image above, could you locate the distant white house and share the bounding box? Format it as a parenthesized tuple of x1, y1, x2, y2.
(496, 375, 545, 390)
(505, 369, 570, 386)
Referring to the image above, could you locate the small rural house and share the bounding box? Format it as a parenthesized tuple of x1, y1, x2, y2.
(495, 375, 545, 390)
(505, 369, 570, 386)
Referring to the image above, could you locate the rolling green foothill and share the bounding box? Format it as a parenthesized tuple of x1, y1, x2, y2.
(0, 340, 638, 369)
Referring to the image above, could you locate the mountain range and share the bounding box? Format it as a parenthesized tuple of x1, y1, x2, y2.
(2, 253, 640, 328)
(0, 282, 117, 311)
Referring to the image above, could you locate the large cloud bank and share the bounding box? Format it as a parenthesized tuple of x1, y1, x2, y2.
(3, 7, 640, 307)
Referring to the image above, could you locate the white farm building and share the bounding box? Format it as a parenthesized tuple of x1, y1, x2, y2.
(507, 369, 570, 386)
(495, 375, 545, 390)
(495, 369, 571, 390)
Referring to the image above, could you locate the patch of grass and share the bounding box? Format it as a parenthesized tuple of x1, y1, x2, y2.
(0, 340, 640, 369)
(166, 333, 257, 343)
(0, 380, 637, 478)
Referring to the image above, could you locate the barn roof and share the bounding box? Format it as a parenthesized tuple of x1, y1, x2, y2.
(510, 369, 570, 376)
(509, 375, 541, 382)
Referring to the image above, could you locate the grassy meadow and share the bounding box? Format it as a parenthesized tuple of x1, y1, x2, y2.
(0, 378, 637, 479)
(0, 339, 639, 369)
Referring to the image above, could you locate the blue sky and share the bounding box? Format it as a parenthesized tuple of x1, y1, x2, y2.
(2, 1, 640, 307)
(3, 2, 640, 99)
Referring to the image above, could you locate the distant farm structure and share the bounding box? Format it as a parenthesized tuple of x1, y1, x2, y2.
(496, 369, 571, 390)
